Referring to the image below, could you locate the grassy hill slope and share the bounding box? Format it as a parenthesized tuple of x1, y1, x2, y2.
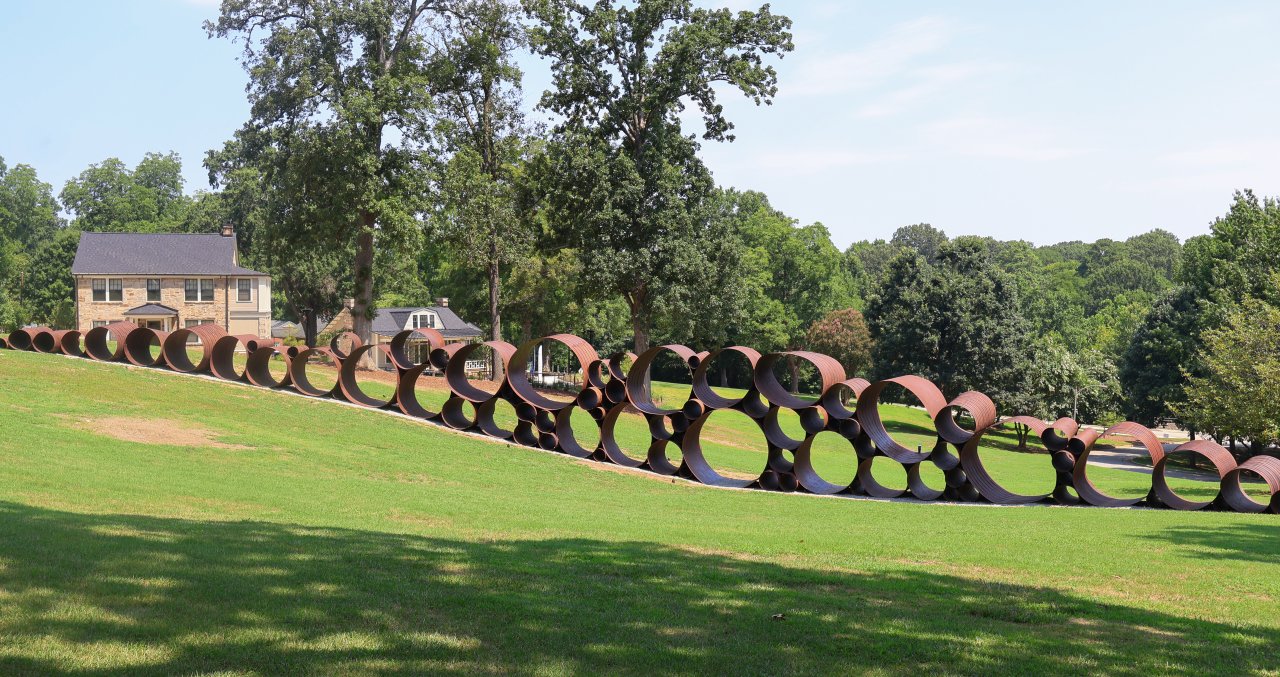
(0, 350, 1276, 675)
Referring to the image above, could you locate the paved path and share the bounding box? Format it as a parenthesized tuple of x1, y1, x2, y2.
(1087, 444, 1220, 483)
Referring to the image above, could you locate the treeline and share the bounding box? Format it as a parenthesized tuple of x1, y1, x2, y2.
(1, 0, 1277, 451)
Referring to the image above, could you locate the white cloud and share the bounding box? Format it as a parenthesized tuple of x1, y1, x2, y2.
(920, 116, 1093, 161)
(855, 60, 1005, 118)
(786, 16, 957, 97)
(745, 148, 904, 176)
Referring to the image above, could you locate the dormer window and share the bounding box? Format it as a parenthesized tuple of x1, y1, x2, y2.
(410, 311, 437, 329)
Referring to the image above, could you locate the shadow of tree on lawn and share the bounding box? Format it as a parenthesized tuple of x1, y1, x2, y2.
(0, 501, 1275, 676)
(1144, 522, 1280, 566)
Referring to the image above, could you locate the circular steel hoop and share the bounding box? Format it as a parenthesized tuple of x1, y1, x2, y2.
(1221, 455, 1280, 513)
(691, 346, 762, 409)
(856, 376, 947, 464)
(753, 351, 846, 410)
(1152, 440, 1236, 510)
(508, 334, 599, 411)
(387, 328, 444, 371)
(289, 347, 340, 397)
(245, 346, 293, 389)
(161, 324, 227, 373)
(329, 332, 363, 361)
(123, 328, 168, 367)
(1072, 421, 1164, 508)
(960, 416, 1052, 504)
(83, 321, 138, 362)
(336, 344, 394, 408)
(52, 329, 83, 357)
(445, 341, 516, 403)
(936, 390, 997, 446)
(681, 411, 764, 488)
(793, 431, 857, 494)
(625, 345, 698, 416)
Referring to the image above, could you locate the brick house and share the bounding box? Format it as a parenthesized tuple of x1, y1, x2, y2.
(321, 299, 484, 370)
(70, 226, 272, 336)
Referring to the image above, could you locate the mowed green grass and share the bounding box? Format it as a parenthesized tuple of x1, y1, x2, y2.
(0, 350, 1277, 676)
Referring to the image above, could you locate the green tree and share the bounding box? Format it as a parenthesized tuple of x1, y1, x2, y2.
(890, 223, 948, 264)
(1118, 285, 1201, 426)
(17, 228, 80, 328)
(60, 153, 191, 232)
(1178, 296, 1280, 453)
(432, 0, 532, 356)
(0, 158, 63, 251)
(865, 238, 1033, 404)
(208, 0, 440, 348)
(804, 308, 873, 378)
(525, 0, 793, 354)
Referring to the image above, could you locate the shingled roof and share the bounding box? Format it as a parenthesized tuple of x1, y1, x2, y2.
(372, 306, 484, 339)
(71, 232, 266, 276)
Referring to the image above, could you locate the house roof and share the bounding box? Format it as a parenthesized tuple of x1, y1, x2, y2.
(71, 232, 266, 276)
(372, 306, 484, 339)
(123, 303, 179, 316)
(271, 320, 304, 339)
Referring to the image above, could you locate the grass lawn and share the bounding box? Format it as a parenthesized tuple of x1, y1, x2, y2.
(0, 349, 1277, 675)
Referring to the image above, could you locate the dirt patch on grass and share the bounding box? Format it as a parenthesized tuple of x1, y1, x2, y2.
(73, 416, 252, 450)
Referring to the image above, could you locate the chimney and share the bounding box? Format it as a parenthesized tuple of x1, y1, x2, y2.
(436, 297, 449, 308)
(220, 222, 236, 237)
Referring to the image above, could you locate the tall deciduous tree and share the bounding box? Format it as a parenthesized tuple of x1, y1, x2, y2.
(60, 153, 190, 233)
(804, 308, 872, 378)
(525, 0, 793, 354)
(432, 0, 531, 357)
(208, 0, 440, 348)
(865, 238, 1032, 404)
(1178, 295, 1280, 453)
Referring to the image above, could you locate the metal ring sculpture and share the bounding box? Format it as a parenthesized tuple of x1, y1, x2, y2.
(6, 326, 1278, 515)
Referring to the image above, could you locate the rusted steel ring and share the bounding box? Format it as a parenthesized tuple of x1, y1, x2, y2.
(245, 345, 293, 389)
(445, 340, 515, 403)
(960, 415, 1051, 505)
(6, 326, 55, 353)
(161, 324, 227, 373)
(681, 411, 761, 488)
(856, 376, 947, 464)
(753, 351, 846, 410)
(52, 329, 83, 357)
(690, 346, 762, 410)
(1222, 455, 1280, 513)
(387, 328, 444, 371)
(1153, 440, 1236, 511)
(329, 332, 363, 361)
(83, 321, 138, 362)
(509, 334, 599, 411)
(793, 431, 857, 494)
(289, 347, 340, 397)
(626, 345, 697, 416)
(123, 328, 168, 367)
(1072, 421, 1165, 508)
(336, 344, 394, 408)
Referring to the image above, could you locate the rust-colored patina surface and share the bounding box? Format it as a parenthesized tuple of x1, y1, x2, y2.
(6, 328, 1275, 514)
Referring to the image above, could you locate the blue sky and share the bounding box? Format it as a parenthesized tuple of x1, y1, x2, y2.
(2, 1, 1278, 247)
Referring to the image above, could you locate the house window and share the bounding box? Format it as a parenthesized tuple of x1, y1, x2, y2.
(185, 319, 214, 343)
(92, 320, 110, 329)
(92, 278, 123, 302)
(185, 279, 215, 302)
(237, 279, 252, 302)
(411, 312, 436, 329)
(147, 279, 162, 302)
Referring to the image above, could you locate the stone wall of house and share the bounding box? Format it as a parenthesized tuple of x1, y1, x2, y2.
(75, 276, 229, 332)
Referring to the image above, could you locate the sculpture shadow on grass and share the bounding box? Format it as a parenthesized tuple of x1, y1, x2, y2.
(0, 501, 1275, 676)
(1144, 523, 1280, 566)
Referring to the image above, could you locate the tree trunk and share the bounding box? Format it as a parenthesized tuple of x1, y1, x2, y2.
(351, 216, 377, 369)
(628, 292, 651, 398)
(521, 316, 532, 345)
(788, 357, 801, 394)
(488, 256, 503, 381)
(1015, 423, 1029, 450)
(720, 368, 728, 388)
(302, 312, 318, 348)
